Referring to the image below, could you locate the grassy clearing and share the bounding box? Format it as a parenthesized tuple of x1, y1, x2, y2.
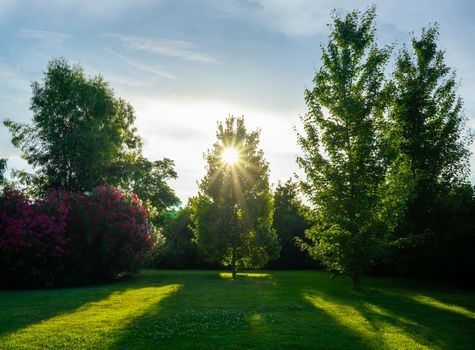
(0, 270, 474, 349)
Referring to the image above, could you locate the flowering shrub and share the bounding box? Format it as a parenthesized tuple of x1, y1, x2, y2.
(0, 190, 69, 287)
(64, 185, 159, 284)
(0, 185, 158, 288)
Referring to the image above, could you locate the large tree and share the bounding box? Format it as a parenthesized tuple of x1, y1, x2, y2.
(191, 116, 279, 278)
(4, 58, 142, 193)
(390, 26, 473, 276)
(297, 7, 401, 290)
(3, 58, 178, 219)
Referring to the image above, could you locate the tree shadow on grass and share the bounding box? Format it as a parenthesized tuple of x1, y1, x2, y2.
(0, 270, 181, 347)
(110, 270, 372, 349)
(112, 271, 475, 349)
(9, 270, 472, 349)
(304, 284, 475, 349)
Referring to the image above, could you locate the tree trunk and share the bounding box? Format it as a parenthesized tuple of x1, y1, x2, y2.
(231, 245, 237, 279)
(352, 273, 361, 291)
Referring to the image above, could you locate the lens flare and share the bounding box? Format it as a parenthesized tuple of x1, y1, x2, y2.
(221, 148, 239, 165)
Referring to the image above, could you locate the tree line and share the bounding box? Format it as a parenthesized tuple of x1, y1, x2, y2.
(1, 7, 474, 289)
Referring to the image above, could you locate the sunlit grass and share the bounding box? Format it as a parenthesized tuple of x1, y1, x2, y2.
(304, 294, 427, 349)
(0, 284, 180, 349)
(409, 294, 475, 320)
(1, 270, 474, 349)
(219, 272, 270, 279)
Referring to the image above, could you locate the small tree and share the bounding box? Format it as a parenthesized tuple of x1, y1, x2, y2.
(154, 204, 204, 268)
(191, 116, 279, 278)
(270, 179, 313, 268)
(297, 7, 398, 290)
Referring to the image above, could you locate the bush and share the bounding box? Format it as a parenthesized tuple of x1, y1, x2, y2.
(0, 189, 69, 287)
(64, 185, 159, 284)
(0, 185, 158, 288)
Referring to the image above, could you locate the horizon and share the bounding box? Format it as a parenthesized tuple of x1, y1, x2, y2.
(1, 0, 474, 203)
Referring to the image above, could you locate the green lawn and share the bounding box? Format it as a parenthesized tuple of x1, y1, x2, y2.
(0, 270, 474, 349)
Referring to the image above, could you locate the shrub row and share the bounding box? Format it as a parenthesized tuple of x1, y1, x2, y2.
(0, 185, 158, 288)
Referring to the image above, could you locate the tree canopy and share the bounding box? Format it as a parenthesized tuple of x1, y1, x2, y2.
(4, 58, 142, 193)
(388, 25, 474, 277)
(3, 58, 178, 222)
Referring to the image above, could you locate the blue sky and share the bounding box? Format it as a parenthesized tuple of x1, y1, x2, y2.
(1, 0, 474, 202)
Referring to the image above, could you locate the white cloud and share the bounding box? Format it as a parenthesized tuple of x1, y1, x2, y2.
(107, 34, 220, 64)
(17, 29, 70, 44)
(107, 50, 175, 79)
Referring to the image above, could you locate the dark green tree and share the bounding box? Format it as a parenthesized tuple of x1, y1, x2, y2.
(118, 156, 179, 225)
(297, 7, 402, 290)
(0, 158, 6, 184)
(390, 26, 473, 276)
(269, 179, 314, 268)
(4, 58, 142, 193)
(3, 58, 178, 219)
(191, 116, 280, 278)
(154, 204, 204, 268)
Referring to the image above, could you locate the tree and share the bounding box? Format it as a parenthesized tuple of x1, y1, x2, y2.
(154, 204, 204, 268)
(118, 156, 179, 225)
(4, 58, 142, 194)
(297, 7, 398, 290)
(0, 159, 6, 184)
(3, 58, 178, 220)
(269, 179, 314, 268)
(390, 26, 473, 277)
(191, 116, 279, 278)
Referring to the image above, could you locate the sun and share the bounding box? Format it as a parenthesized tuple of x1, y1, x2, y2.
(221, 147, 239, 165)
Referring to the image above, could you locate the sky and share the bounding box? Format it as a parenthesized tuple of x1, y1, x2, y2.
(1, 0, 474, 203)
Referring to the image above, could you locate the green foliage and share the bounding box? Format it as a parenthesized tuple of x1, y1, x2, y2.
(388, 25, 474, 277)
(297, 7, 399, 289)
(153, 204, 205, 268)
(0, 158, 6, 184)
(268, 179, 315, 268)
(391, 26, 471, 189)
(3, 58, 142, 193)
(191, 116, 279, 277)
(118, 156, 179, 225)
(3, 58, 178, 223)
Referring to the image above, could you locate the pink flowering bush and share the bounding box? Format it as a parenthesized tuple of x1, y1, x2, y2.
(0, 185, 158, 288)
(64, 185, 158, 284)
(0, 190, 70, 287)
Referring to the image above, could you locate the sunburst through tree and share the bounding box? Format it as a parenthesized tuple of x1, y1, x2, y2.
(191, 116, 280, 278)
(221, 147, 240, 165)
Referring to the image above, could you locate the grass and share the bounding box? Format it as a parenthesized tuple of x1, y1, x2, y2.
(0, 270, 474, 349)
